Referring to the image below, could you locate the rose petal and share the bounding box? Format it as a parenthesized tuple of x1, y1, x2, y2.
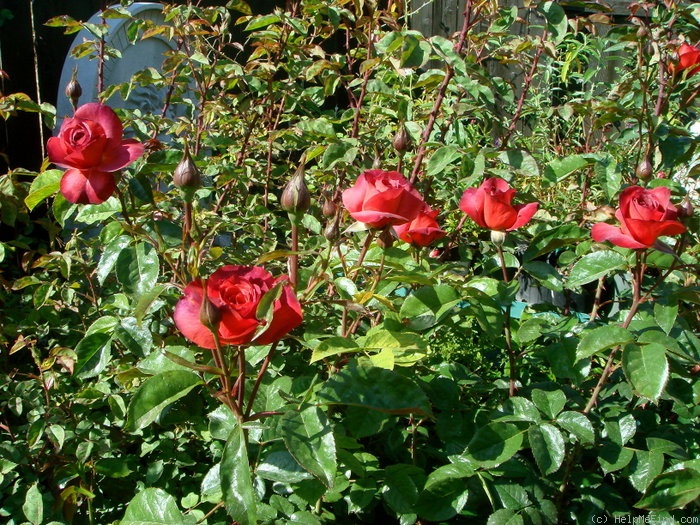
(173, 281, 216, 350)
(591, 222, 648, 249)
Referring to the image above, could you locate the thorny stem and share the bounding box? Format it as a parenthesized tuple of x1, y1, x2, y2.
(501, 30, 548, 150)
(245, 342, 279, 418)
(558, 252, 647, 514)
(410, 0, 474, 184)
(210, 331, 243, 423)
(237, 345, 246, 408)
(583, 250, 646, 415)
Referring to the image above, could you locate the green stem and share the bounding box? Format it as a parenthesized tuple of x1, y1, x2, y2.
(245, 342, 279, 418)
(496, 243, 517, 397)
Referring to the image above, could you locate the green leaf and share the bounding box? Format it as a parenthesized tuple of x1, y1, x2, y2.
(567, 250, 628, 288)
(256, 449, 313, 483)
(116, 242, 160, 296)
(653, 303, 678, 335)
(522, 261, 563, 292)
(635, 468, 700, 511)
(361, 329, 428, 366)
(622, 343, 669, 402)
(528, 423, 565, 475)
(488, 509, 524, 525)
(598, 443, 634, 474)
(221, 423, 257, 525)
(115, 317, 153, 357)
(556, 411, 594, 444)
(73, 198, 121, 224)
(25, 169, 61, 211)
(281, 405, 337, 487)
(399, 284, 461, 330)
(523, 224, 590, 261)
(415, 463, 472, 521)
(538, 1, 568, 44)
(74, 332, 112, 379)
(125, 370, 203, 432)
(531, 389, 566, 419)
(383, 464, 425, 515)
(543, 154, 588, 184)
(628, 450, 665, 493)
(462, 422, 524, 468)
(122, 487, 195, 525)
(318, 364, 431, 416)
(576, 325, 634, 361)
(245, 13, 281, 31)
(498, 150, 539, 177)
(310, 337, 361, 363)
(426, 146, 462, 177)
(22, 482, 43, 525)
(95, 458, 133, 478)
(594, 153, 621, 201)
(96, 235, 131, 285)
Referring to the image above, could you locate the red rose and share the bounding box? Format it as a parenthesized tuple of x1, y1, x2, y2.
(48, 103, 144, 204)
(394, 205, 447, 247)
(342, 170, 425, 228)
(672, 43, 700, 76)
(173, 265, 303, 349)
(459, 177, 538, 231)
(591, 186, 686, 249)
(60, 168, 116, 205)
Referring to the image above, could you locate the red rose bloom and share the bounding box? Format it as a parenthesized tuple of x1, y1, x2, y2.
(459, 177, 538, 231)
(342, 170, 425, 228)
(394, 205, 447, 247)
(59, 168, 116, 205)
(174, 265, 303, 349)
(671, 43, 700, 77)
(47, 103, 144, 204)
(591, 186, 686, 249)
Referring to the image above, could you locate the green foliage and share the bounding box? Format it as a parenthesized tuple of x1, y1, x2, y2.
(1, 1, 699, 524)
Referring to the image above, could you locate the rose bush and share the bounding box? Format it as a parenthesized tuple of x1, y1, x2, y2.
(173, 265, 303, 349)
(393, 204, 446, 247)
(591, 185, 687, 249)
(47, 102, 144, 203)
(459, 177, 538, 232)
(341, 169, 425, 228)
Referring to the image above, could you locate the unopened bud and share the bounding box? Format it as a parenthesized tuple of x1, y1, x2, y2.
(173, 144, 201, 190)
(376, 227, 394, 249)
(324, 217, 340, 242)
(677, 197, 694, 219)
(490, 230, 507, 246)
(635, 157, 653, 181)
(281, 162, 311, 217)
(199, 280, 221, 331)
(392, 125, 411, 153)
(322, 197, 337, 217)
(65, 68, 82, 111)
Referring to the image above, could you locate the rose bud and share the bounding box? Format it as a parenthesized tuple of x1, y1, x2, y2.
(65, 69, 82, 111)
(173, 144, 201, 190)
(635, 157, 653, 181)
(322, 197, 337, 217)
(198, 280, 221, 332)
(324, 216, 340, 242)
(281, 162, 311, 219)
(677, 197, 694, 219)
(393, 125, 411, 153)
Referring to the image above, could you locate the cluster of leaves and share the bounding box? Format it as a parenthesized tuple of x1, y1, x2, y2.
(1, 1, 699, 524)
